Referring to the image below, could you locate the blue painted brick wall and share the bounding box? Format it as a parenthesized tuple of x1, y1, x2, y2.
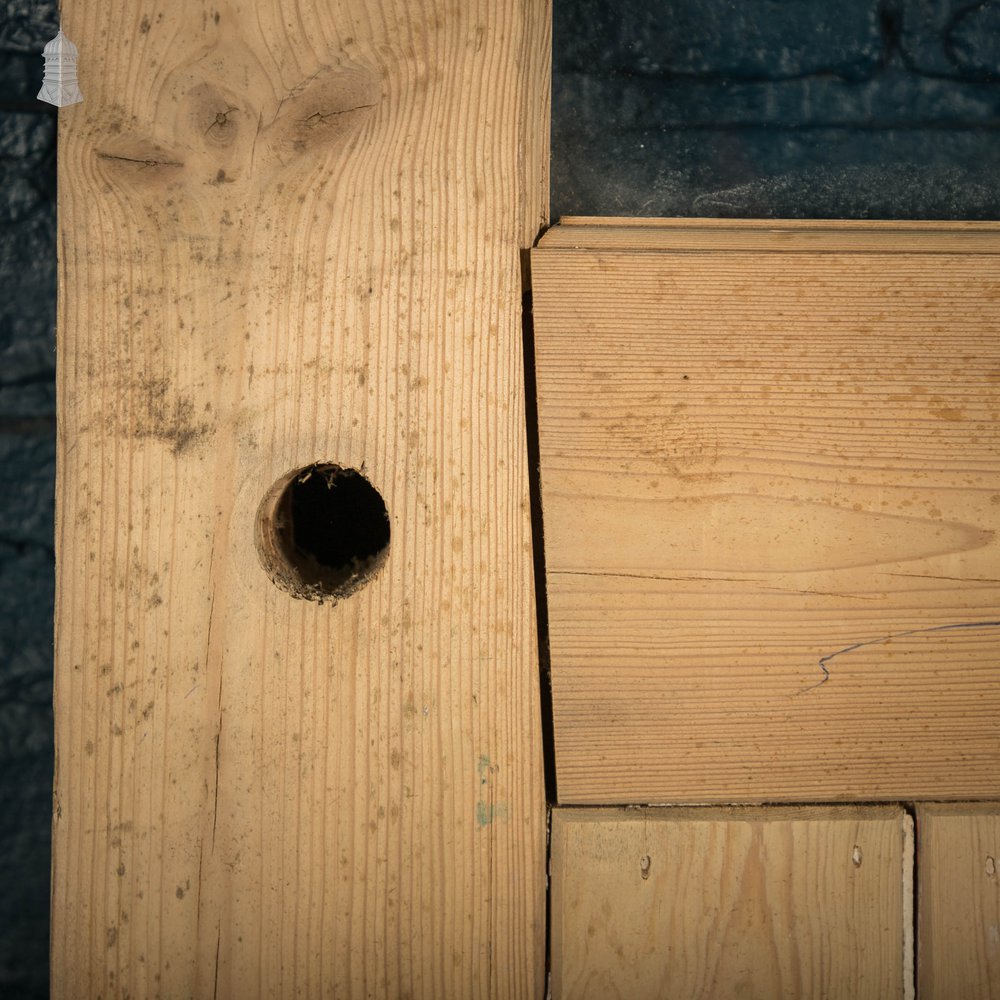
(553, 0, 1000, 218)
(0, 2, 57, 997)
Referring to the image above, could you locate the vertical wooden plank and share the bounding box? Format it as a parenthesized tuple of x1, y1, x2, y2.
(918, 803, 1000, 1000)
(52, 2, 548, 997)
(551, 806, 913, 1000)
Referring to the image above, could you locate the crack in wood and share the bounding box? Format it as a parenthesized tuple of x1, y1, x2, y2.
(555, 569, 762, 584)
(300, 104, 376, 126)
(96, 151, 183, 168)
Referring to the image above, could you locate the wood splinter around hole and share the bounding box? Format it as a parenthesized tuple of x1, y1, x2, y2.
(255, 463, 389, 602)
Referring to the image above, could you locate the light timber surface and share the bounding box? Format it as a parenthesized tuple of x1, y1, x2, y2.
(53, 2, 549, 997)
(550, 806, 913, 1000)
(917, 803, 1000, 1000)
(533, 221, 1000, 803)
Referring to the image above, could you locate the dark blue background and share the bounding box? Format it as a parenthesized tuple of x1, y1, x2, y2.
(1, 1, 58, 996)
(1, 2, 998, 995)
(553, 1, 1000, 217)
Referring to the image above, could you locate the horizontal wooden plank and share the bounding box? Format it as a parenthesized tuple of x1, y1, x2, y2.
(917, 803, 1000, 1000)
(551, 805, 913, 1000)
(533, 228, 1000, 803)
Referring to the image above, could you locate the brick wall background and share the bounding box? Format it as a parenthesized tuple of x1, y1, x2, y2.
(0, 1, 57, 997)
(553, 0, 1000, 217)
(0, 2, 997, 995)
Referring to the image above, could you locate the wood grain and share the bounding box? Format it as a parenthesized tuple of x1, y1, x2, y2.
(53, 2, 549, 997)
(532, 221, 1000, 803)
(918, 803, 1000, 999)
(550, 806, 913, 1000)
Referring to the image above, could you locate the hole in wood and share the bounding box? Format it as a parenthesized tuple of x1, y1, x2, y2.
(255, 463, 389, 602)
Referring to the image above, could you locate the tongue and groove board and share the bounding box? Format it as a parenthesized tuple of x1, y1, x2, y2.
(52, 2, 549, 997)
(916, 803, 1000, 999)
(550, 805, 914, 1000)
(532, 218, 1000, 804)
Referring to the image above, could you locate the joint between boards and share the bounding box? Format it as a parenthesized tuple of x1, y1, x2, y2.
(521, 281, 557, 807)
(904, 803, 917, 1000)
(522, 249, 558, 998)
(520, 224, 551, 292)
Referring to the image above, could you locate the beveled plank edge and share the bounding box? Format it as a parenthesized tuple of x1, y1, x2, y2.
(554, 215, 1000, 231)
(554, 778, 1000, 808)
(539, 217, 1000, 253)
(551, 803, 908, 824)
(915, 801, 1000, 818)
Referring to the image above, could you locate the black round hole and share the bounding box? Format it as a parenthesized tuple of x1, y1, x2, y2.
(255, 463, 390, 602)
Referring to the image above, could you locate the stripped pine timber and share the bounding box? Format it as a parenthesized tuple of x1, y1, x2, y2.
(53, 2, 549, 997)
(550, 806, 913, 1000)
(917, 803, 1000, 999)
(532, 219, 1000, 803)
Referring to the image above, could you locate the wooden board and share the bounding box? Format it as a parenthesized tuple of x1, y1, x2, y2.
(550, 806, 913, 1000)
(52, 2, 549, 997)
(532, 220, 1000, 803)
(917, 803, 1000, 999)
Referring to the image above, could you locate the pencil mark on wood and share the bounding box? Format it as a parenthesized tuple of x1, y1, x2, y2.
(805, 620, 1000, 693)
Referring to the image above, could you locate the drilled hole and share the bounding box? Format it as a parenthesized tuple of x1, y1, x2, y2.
(255, 463, 389, 602)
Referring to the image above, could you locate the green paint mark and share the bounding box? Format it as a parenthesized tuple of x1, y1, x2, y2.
(476, 802, 509, 827)
(476, 755, 506, 825)
(478, 754, 496, 787)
